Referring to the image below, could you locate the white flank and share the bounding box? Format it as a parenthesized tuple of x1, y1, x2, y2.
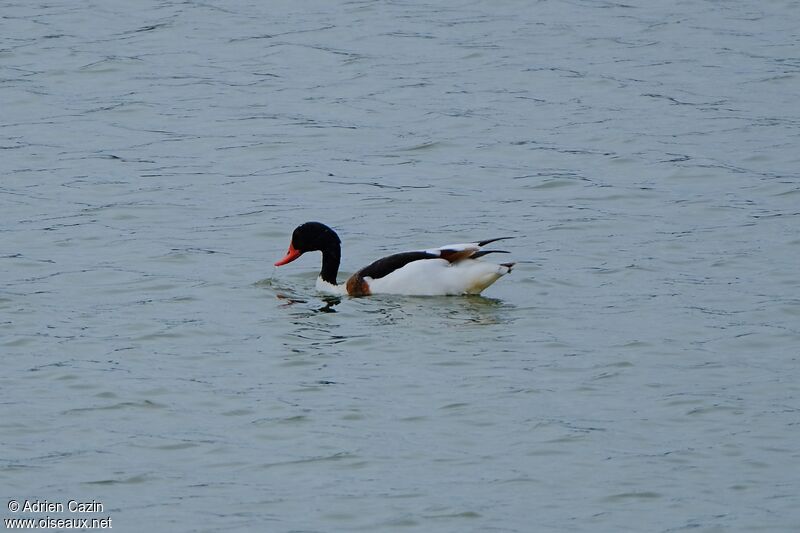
(366, 258, 511, 296)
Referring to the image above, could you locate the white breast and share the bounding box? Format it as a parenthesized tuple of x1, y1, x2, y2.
(316, 277, 348, 295)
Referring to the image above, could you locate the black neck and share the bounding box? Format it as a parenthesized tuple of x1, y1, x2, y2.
(319, 244, 341, 285)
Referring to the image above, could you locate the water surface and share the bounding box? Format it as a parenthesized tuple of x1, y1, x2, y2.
(2, 1, 799, 531)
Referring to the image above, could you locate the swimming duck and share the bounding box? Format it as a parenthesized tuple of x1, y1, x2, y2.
(274, 222, 515, 296)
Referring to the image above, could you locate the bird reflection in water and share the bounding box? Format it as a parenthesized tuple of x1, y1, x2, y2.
(276, 293, 340, 313)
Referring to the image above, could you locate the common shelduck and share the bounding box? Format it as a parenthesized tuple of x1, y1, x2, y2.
(274, 222, 515, 296)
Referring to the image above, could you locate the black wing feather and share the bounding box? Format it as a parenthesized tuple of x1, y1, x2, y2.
(477, 236, 514, 247)
(471, 250, 511, 259)
(358, 251, 439, 280)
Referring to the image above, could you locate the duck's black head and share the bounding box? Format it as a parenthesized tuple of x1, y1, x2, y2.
(274, 222, 341, 267)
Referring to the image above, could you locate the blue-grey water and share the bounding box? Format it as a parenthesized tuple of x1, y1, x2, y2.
(2, 1, 799, 531)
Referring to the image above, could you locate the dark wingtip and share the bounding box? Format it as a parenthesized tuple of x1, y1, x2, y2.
(500, 262, 516, 272)
(472, 250, 511, 259)
(477, 236, 515, 247)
